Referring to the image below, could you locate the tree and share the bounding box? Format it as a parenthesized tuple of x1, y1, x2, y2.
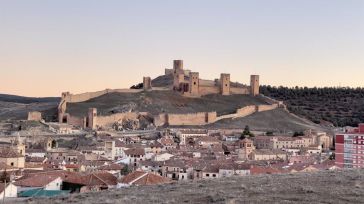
(0, 170, 9, 183)
(120, 165, 131, 176)
(240, 125, 254, 139)
(293, 131, 304, 137)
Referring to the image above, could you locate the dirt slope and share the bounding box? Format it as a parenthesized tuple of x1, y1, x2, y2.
(20, 169, 364, 204)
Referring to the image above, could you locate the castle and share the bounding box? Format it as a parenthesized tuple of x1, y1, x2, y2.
(143, 60, 259, 97)
(56, 60, 279, 130)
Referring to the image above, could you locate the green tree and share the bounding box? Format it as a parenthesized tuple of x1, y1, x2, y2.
(120, 165, 131, 175)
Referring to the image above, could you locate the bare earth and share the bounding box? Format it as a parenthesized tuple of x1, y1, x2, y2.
(19, 169, 364, 204)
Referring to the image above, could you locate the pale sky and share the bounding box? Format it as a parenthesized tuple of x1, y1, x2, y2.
(0, 0, 363, 97)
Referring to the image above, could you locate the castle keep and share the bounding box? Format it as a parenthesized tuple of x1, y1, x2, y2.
(163, 60, 259, 97)
(56, 60, 276, 130)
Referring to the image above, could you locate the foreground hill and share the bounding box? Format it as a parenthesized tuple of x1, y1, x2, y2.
(0, 94, 60, 121)
(66, 90, 269, 117)
(21, 169, 364, 204)
(260, 86, 364, 127)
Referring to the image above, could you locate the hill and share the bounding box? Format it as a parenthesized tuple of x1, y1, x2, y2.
(0, 94, 60, 121)
(260, 86, 364, 127)
(20, 169, 364, 204)
(66, 90, 269, 117)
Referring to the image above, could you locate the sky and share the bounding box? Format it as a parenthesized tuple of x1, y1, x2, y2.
(0, 0, 363, 97)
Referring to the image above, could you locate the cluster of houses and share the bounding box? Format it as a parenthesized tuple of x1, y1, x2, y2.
(0, 127, 337, 200)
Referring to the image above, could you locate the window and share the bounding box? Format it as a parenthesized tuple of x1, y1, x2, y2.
(10, 162, 14, 166)
(206, 174, 210, 177)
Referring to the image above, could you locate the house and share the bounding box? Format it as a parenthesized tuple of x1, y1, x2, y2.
(62, 164, 86, 172)
(124, 148, 145, 169)
(218, 163, 251, 177)
(97, 163, 124, 177)
(0, 183, 18, 198)
(201, 164, 219, 179)
(139, 160, 163, 175)
(121, 171, 172, 186)
(250, 149, 287, 161)
(154, 153, 174, 161)
(14, 174, 63, 192)
(0, 147, 25, 168)
(25, 149, 46, 158)
(159, 136, 176, 150)
(62, 172, 118, 193)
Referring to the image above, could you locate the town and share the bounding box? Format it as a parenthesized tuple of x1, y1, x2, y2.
(0, 60, 361, 200)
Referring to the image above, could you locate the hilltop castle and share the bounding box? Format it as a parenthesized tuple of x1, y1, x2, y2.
(56, 60, 276, 130)
(142, 60, 259, 97)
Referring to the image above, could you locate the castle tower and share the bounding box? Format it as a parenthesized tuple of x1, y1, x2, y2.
(220, 73, 231, 95)
(250, 75, 260, 96)
(143, 76, 152, 90)
(173, 60, 183, 75)
(189, 72, 199, 96)
(173, 60, 184, 90)
(88, 108, 97, 130)
(174, 73, 185, 90)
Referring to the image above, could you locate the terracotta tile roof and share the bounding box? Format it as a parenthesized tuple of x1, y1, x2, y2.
(14, 174, 61, 187)
(160, 137, 175, 146)
(124, 148, 145, 156)
(26, 156, 47, 163)
(122, 171, 171, 185)
(97, 163, 124, 171)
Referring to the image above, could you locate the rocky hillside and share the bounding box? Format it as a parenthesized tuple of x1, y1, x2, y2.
(20, 169, 364, 204)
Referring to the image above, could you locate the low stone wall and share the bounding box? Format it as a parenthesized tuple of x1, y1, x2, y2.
(257, 104, 278, 112)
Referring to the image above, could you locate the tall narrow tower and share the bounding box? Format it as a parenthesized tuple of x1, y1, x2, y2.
(173, 60, 183, 75)
(88, 108, 97, 130)
(220, 73, 231, 95)
(250, 75, 260, 96)
(189, 72, 199, 96)
(173, 60, 184, 89)
(143, 76, 152, 90)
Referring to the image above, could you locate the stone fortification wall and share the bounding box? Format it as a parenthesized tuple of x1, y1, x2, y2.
(67, 115, 85, 127)
(198, 86, 220, 95)
(64, 89, 143, 104)
(154, 112, 217, 126)
(236, 105, 257, 117)
(27, 111, 42, 121)
(199, 79, 216, 86)
(258, 94, 286, 108)
(154, 114, 168, 127)
(168, 112, 216, 126)
(231, 87, 250, 95)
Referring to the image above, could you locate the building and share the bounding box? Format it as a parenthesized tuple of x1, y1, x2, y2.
(335, 123, 364, 168)
(0, 148, 25, 168)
